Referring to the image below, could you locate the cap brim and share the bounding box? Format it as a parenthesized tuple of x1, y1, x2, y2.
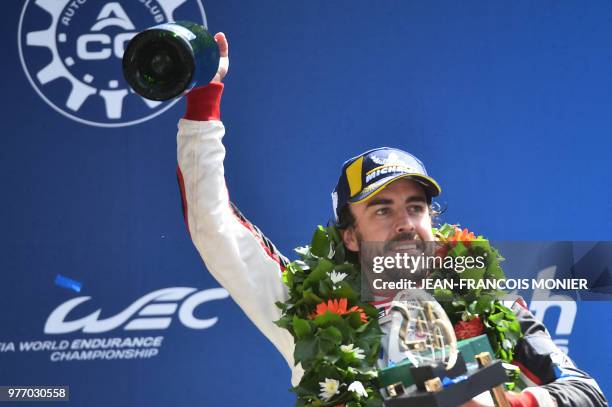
(349, 173, 441, 204)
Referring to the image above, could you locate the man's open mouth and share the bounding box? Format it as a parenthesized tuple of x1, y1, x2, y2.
(385, 240, 424, 256)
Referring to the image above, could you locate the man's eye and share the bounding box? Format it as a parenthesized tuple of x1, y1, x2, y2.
(375, 207, 390, 216)
(409, 205, 426, 214)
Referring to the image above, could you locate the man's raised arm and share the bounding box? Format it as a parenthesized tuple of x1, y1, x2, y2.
(175, 33, 302, 384)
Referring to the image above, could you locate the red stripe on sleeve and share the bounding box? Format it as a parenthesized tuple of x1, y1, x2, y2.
(176, 166, 190, 237)
(512, 360, 544, 385)
(229, 204, 286, 272)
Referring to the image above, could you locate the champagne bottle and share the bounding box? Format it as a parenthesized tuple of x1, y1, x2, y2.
(122, 21, 220, 101)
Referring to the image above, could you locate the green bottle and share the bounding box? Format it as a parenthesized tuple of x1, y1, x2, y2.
(122, 21, 220, 101)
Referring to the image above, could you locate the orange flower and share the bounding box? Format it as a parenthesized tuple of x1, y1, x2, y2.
(435, 226, 477, 257)
(448, 227, 476, 247)
(310, 298, 368, 323)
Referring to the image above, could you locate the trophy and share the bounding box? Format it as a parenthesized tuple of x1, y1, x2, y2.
(377, 290, 510, 407)
(122, 21, 220, 101)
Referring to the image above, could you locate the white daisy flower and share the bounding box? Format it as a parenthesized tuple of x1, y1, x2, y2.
(328, 271, 347, 285)
(318, 378, 341, 401)
(340, 344, 365, 360)
(348, 381, 368, 398)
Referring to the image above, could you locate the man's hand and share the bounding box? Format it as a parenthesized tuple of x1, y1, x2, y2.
(459, 391, 511, 407)
(459, 391, 549, 407)
(459, 397, 495, 407)
(211, 32, 229, 83)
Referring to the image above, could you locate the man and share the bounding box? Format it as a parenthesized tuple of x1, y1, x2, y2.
(176, 33, 607, 406)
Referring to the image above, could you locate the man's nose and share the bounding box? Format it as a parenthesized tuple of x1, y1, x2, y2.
(395, 211, 416, 234)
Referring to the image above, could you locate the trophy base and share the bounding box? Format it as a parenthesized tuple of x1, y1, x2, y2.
(383, 360, 507, 407)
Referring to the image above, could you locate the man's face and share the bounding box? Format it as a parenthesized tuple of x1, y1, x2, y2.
(341, 178, 434, 252)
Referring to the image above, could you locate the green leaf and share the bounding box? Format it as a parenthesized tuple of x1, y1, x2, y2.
(294, 337, 318, 365)
(467, 300, 481, 315)
(487, 311, 505, 324)
(319, 280, 331, 299)
(470, 239, 492, 253)
(333, 282, 358, 302)
(311, 226, 331, 257)
(433, 288, 455, 302)
(274, 315, 291, 329)
(459, 266, 487, 282)
(347, 311, 365, 329)
(327, 225, 342, 244)
(303, 289, 324, 306)
(449, 242, 468, 257)
(356, 320, 384, 342)
(486, 261, 505, 280)
(452, 299, 467, 308)
(332, 318, 352, 340)
(437, 223, 456, 238)
(475, 294, 494, 314)
(285, 269, 296, 287)
(314, 311, 342, 327)
(322, 353, 341, 365)
(319, 326, 343, 354)
(509, 319, 521, 333)
(320, 326, 343, 343)
(361, 303, 380, 319)
(304, 259, 334, 290)
(293, 315, 312, 339)
(333, 243, 346, 264)
(366, 395, 384, 407)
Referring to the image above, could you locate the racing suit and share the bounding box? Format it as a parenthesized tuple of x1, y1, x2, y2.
(176, 83, 608, 407)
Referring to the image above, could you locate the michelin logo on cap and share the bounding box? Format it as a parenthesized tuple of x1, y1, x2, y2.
(365, 165, 417, 183)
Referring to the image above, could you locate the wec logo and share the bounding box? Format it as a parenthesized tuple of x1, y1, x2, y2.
(18, 0, 207, 127)
(44, 287, 229, 334)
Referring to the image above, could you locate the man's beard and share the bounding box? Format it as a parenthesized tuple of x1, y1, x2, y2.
(358, 231, 435, 296)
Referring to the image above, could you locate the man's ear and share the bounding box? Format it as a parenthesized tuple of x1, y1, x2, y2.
(341, 227, 360, 252)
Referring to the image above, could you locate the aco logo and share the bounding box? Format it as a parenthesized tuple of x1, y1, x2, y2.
(18, 0, 207, 128)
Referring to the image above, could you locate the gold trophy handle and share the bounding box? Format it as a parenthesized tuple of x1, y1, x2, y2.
(475, 352, 510, 407)
(433, 317, 458, 370)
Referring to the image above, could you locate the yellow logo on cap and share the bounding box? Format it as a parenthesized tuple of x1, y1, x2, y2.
(345, 157, 364, 197)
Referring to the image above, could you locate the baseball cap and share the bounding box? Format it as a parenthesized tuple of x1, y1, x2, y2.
(332, 147, 441, 222)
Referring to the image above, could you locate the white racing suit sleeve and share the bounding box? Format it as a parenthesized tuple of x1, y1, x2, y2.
(176, 83, 303, 386)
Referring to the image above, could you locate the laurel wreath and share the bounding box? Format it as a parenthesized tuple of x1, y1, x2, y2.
(275, 224, 522, 406)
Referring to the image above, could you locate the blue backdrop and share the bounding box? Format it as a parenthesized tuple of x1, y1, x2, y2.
(2, 1, 611, 405)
